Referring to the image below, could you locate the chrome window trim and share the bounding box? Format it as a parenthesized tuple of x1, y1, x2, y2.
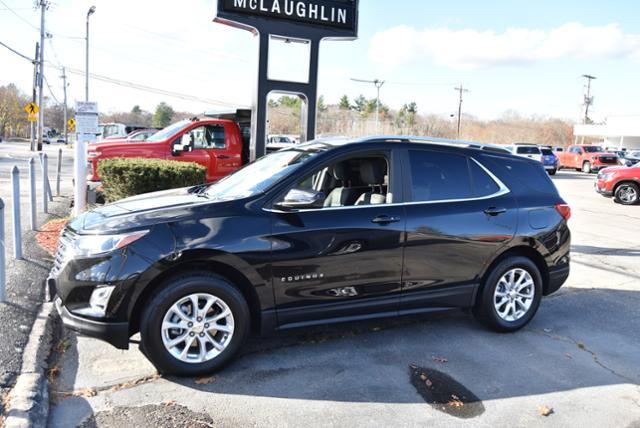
(264, 157, 510, 214)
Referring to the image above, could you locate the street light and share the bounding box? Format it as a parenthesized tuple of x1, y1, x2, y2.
(351, 78, 385, 133)
(85, 5, 96, 102)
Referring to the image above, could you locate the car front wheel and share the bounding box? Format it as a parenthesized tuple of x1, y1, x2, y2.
(582, 161, 592, 173)
(140, 272, 250, 376)
(548, 169, 557, 176)
(614, 183, 640, 205)
(473, 256, 542, 332)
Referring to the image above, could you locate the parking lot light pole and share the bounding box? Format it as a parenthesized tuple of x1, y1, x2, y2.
(351, 78, 385, 133)
(86, 6, 96, 102)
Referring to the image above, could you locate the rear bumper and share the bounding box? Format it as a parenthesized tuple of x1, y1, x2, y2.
(55, 297, 130, 350)
(545, 265, 570, 296)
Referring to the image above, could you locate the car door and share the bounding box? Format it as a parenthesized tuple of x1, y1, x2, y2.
(399, 149, 518, 313)
(268, 149, 406, 327)
(202, 123, 241, 181)
(170, 125, 215, 180)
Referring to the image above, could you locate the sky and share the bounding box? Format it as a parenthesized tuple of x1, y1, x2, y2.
(1, 0, 639, 122)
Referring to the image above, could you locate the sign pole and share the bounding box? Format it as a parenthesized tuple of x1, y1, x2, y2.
(73, 102, 98, 216)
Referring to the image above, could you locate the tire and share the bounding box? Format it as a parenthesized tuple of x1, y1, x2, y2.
(140, 271, 250, 376)
(614, 183, 640, 205)
(473, 256, 543, 333)
(582, 161, 592, 174)
(548, 169, 557, 176)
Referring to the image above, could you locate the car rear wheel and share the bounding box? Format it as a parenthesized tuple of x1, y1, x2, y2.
(473, 256, 542, 332)
(582, 161, 592, 173)
(614, 183, 640, 205)
(140, 272, 250, 376)
(548, 169, 557, 176)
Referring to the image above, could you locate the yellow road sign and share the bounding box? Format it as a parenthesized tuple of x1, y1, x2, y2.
(27, 113, 37, 122)
(24, 102, 39, 115)
(67, 118, 76, 129)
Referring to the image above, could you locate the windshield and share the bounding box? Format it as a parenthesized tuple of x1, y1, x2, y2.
(516, 146, 541, 155)
(146, 120, 190, 143)
(584, 146, 604, 153)
(205, 149, 323, 200)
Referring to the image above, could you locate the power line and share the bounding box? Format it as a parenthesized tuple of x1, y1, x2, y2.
(50, 65, 248, 109)
(43, 73, 60, 104)
(0, 39, 34, 62)
(0, 0, 39, 31)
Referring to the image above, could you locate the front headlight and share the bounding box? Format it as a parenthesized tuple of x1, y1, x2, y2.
(71, 230, 149, 257)
(598, 172, 615, 181)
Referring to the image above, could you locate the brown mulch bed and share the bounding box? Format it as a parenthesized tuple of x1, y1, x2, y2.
(36, 219, 69, 256)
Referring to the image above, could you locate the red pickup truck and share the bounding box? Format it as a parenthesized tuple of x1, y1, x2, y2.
(557, 145, 619, 173)
(87, 117, 250, 183)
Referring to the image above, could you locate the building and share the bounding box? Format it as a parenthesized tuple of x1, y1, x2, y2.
(574, 115, 640, 150)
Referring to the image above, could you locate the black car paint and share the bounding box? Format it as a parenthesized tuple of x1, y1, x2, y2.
(52, 140, 571, 349)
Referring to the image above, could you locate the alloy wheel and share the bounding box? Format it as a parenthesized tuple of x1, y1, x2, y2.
(618, 185, 638, 204)
(493, 268, 535, 322)
(161, 293, 235, 364)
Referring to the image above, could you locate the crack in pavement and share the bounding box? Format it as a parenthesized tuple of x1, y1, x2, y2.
(527, 328, 640, 385)
(52, 373, 162, 402)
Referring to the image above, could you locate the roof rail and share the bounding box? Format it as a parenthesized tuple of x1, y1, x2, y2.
(358, 136, 511, 154)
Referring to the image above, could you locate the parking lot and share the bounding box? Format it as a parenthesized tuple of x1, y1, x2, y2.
(48, 170, 640, 428)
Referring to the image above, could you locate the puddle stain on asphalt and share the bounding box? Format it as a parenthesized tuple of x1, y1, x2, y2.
(409, 364, 485, 419)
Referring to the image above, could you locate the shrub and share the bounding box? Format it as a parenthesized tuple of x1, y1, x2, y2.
(98, 158, 207, 202)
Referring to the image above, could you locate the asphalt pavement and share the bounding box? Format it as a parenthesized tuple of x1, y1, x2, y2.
(0, 140, 74, 415)
(47, 169, 640, 427)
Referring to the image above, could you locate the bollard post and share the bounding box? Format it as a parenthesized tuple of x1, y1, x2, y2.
(41, 153, 48, 213)
(56, 148, 62, 196)
(29, 158, 37, 230)
(11, 166, 22, 260)
(0, 198, 6, 302)
(44, 153, 53, 202)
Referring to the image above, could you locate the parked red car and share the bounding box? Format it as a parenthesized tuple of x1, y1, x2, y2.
(557, 145, 619, 173)
(87, 117, 250, 183)
(595, 165, 640, 205)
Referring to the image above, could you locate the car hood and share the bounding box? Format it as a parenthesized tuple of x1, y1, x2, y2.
(68, 187, 227, 233)
(600, 165, 639, 174)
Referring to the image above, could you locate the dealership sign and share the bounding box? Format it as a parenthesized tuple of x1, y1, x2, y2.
(220, 0, 356, 31)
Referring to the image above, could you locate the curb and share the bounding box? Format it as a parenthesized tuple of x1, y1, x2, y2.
(3, 303, 57, 428)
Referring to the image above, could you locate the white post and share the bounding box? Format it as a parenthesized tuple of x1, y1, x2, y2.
(29, 158, 37, 230)
(0, 198, 5, 302)
(11, 167, 22, 260)
(56, 148, 62, 196)
(74, 135, 87, 215)
(41, 153, 48, 213)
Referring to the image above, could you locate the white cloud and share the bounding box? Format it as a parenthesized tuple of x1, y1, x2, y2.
(369, 23, 640, 69)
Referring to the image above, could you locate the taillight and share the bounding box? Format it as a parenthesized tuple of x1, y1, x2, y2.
(555, 204, 571, 220)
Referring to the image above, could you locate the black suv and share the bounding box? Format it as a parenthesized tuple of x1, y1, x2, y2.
(51, 137, 571, 375)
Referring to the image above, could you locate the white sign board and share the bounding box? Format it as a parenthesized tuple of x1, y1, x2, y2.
(74, 101, 99, 135)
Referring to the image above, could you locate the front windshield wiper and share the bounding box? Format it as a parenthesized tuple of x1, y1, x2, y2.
(188, 184, 210, 198)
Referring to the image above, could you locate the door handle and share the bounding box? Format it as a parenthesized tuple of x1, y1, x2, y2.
(372, 215, 401, 224)
(484, 207, 507, 216)
(215, 154, 231, 160)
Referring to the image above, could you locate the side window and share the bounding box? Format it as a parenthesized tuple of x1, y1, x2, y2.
(284, 155, 391, 208)
(470, 160, 500, 197)
(189, 125, 226, 149)
(409, 150, 472, 202)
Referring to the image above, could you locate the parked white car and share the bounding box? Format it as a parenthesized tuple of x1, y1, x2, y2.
(506, 144, 543, 162)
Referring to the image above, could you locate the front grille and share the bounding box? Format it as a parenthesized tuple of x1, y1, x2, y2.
(51, 228, 76, 276)
(599, 156, 618, 164)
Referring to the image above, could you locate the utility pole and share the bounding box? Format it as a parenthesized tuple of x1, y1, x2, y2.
(582, 74, 597, 124)
(30, 42, 39, 152)
(454, 84, 469, 139)
(36, 0, 49, 152)
(61, 67, 68, 144)
(351, 78, 385, 133)
(86, 6, 96, 101)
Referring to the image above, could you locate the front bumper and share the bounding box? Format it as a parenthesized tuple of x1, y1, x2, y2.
(55, 297, 131, 349)
(594, 180, 614, 197)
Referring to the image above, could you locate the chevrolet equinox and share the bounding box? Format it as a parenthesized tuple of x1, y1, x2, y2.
(51, 137, 571, 376)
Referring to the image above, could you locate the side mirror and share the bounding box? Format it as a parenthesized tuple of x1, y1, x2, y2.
(172, 134, 193, 156)
(274, 189, 326, 211)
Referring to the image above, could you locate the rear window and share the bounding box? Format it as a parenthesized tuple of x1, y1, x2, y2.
(516, 146, 541, 155)
(409, 150, 472, 202)
(481, 155, 557, 194)
(540, 148, 553, 155)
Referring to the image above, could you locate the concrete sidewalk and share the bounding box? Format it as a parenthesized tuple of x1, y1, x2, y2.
(0, 141, 74, 416)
